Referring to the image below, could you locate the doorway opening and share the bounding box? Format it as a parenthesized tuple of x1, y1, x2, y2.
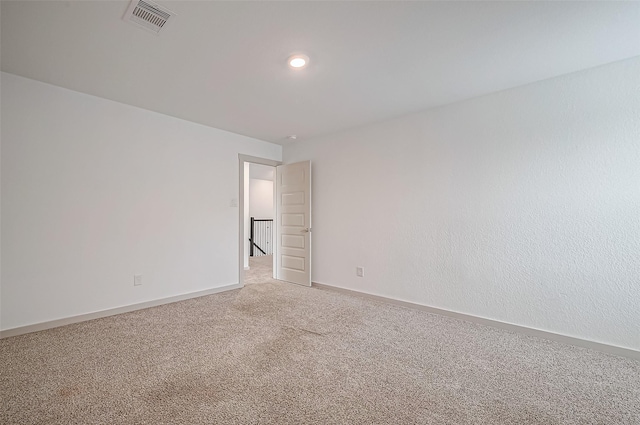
(245, 163, 276, 284)
(238, 155, 280, 286)
(238, 155, 312, 287)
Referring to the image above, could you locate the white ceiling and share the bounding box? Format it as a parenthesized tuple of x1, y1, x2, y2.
(2, 1, 640, 145)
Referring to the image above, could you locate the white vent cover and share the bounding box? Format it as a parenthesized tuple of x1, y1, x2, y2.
(123, 0, 175, 34)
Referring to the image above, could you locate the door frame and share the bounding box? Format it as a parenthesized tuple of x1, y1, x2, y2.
(238, 154, 281, 286)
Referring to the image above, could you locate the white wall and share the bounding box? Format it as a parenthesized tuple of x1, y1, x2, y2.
(249, 179, 274, 220)
(284, 57, 640, 351)
(249, 163, 275, 181)
(1, 72, 281, 330)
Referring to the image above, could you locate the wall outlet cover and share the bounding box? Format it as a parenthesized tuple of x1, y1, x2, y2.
(134, 274, 143, 286)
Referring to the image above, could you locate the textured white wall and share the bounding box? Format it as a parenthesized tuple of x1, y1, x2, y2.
(249, 179, 274, 220)
(1, 73, 281, 330)
(284, 57, 640, 351)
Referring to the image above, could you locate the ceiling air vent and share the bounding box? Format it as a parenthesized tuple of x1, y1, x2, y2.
(123, 0, 175, 34)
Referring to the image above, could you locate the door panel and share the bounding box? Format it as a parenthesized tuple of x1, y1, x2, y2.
(276, 161, 311, 286)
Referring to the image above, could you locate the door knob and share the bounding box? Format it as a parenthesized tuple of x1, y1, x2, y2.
(302, 228, 311, 233)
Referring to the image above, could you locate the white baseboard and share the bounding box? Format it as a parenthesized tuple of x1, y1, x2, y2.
(0, 283, 243, 339)
(312, 282, 640, 361)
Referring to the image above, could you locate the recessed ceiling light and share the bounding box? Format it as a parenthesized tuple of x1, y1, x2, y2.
(287, 135, 298, 140)
(288, 54, 309, 69)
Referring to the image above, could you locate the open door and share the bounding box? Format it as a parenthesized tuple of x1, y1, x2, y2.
(276, 161, 311, 286)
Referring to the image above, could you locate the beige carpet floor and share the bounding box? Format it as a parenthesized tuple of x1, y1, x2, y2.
(1, 263, 639, 424)
(244, 255, 274, 285)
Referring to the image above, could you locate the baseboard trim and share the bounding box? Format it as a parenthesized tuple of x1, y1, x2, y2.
(312, 282, 640, 361)
(0, 283, 243, 339)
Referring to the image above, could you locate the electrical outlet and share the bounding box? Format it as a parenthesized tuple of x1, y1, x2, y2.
(356, 267, 364, 277)
(134, 274, 143, 286)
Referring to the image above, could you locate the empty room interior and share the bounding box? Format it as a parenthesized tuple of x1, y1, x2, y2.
(1, 1, 639, 424)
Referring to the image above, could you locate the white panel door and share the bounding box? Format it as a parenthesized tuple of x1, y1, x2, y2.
(276, 161, 311, 286)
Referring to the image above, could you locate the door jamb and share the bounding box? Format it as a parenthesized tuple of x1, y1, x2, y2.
(238, 154, 281, 287)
